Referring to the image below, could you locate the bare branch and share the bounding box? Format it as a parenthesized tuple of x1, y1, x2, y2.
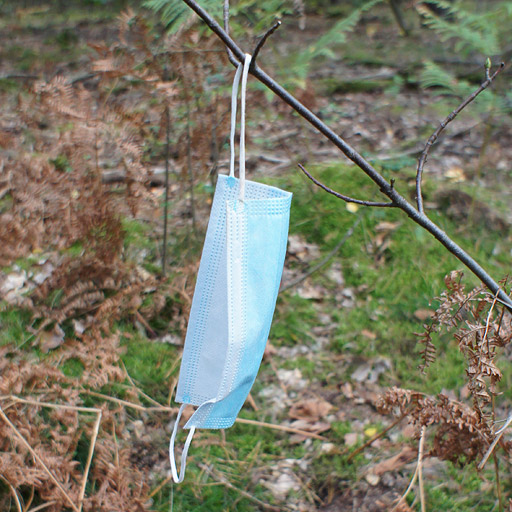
(179, 0, 512, 312)
(416, 62, 505, 214)
(298, 164, 395, 207)
(252, 20, 282, 67)
(223, 0, 238, 66)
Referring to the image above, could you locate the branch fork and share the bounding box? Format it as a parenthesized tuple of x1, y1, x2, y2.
(181, 0, 512, 311)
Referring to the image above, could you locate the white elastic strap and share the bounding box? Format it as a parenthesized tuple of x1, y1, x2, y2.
(229, 63, 243, 178)
(169, 404, 196, 483)
(239, 53, 252, 201)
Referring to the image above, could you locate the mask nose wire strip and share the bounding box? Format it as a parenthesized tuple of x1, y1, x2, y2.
(169, 404, 196, 483)
(239, 53, 252, 201)
(229, 62, 243, 178)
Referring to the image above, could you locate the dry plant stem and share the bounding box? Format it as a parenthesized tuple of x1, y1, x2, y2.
(23, 486, 35, 512)
(0, 406, 79, 512)
(236, 417, 327, 440)
(121, 360, 166, 408)
(346, 414, 405, 462)
(148, 475, 173, 499)
(494, 453, 503, 512)
(198, 464, 283, 512)
(479, 413, 512, 470)
(180, 0, 512, 312)
(298, 164, 395, 207)
(0, 474, 22, 512)
(78, 411, 102, 512)
(483, 290, 500, 354)
(281, 216, 361, 292)
(393, 426, 426, 512)
(27, 503, 57, 512)
(418, 427, 426, 512)
(415, 63, 505, 214)
(162, 102, 171, 276)
(84, 390, 174, 412)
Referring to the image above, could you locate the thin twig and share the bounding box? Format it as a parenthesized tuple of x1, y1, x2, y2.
(0, 406, 79, 512)
(251, 21, 281, 66)
(180, 0, 512, 311)
(27, 503, 57, 512)
(162, 97, 171, 276)
(121, 360, 166, 408)
(0, 474, 23, 512)
(479, 413, 512, 470)
(83, 390, 174, 412)
(223, 0, 237, 66)
(418, 426, 426, 512)
(482, 289, 499, 355)
(2, 395, 101, 414)
(280, 216, 361, 292)
(393, 426, 426, 511)
(23, 485, 35, 512)
(236, 417, 328, 441)
(415, 62, 505, 214)
(494, 453, 503, 512)
(149, 475, 173, 499)
(346, 414, 405, 462)
(78, 411, 102, 512)
(298, 164, 395, 207)
(198, 463, 284, 512)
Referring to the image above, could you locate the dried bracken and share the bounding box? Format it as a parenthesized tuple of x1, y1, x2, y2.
(379, 272, 512, 469)
(377, 387, 487, 465)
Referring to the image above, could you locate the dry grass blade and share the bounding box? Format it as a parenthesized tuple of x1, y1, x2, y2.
(393, 426, 426, 512)
(198, 463, 284, 512)
(0, 474, 23, 512)
(235, 417, 328, 440)
(27, 503, 57, 512)
(479, 414, 512, 470)
(78, 411, 102, 512)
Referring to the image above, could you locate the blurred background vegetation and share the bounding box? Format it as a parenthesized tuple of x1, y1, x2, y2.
(1, 0, 512, 510)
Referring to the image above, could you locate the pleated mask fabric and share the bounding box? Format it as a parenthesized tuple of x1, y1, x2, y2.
(169, 54, 292, 483)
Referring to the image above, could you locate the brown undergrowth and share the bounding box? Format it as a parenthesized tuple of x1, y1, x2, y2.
(0, 10, 230, 511)
(377, 271, 512, 506)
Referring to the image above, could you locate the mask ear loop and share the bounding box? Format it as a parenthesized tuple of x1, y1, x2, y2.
(169, 404, 196, 483)
(238, 53, 252, 201)
(229, 63, 243, 178)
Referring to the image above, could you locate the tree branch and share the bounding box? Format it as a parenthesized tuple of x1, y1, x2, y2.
(179, 0, 512, 311)
(298, 164, 395, 207)
(252, 20, 281, 67)
(223, 0, 237, 66)
(415, 62, 505, 214)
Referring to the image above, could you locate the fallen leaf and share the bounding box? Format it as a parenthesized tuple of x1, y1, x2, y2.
(445, 166, 466, 182)
(371, 446, 416, 475)
(39, 325, 65, 353)
(375, 221, 400, 232)
(361, 329, 376, 340)
(289, 419, 331, 434)
(366, 472, 380, 486)
(287, 234, 320, 260)
(346, 203, 359, 213)
(414, 308, 433, 321)
(344, 432, 359, 447)
(289, 398, 333, 422)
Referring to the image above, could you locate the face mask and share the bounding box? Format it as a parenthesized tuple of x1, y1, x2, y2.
(169, 53, 292, 483)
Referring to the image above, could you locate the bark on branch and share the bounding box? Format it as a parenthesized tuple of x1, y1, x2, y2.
(180, 0, 512, 311)
(415, 62, 505, 214)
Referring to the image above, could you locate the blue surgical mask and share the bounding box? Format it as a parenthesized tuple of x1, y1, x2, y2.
(169, 54, 292, 483)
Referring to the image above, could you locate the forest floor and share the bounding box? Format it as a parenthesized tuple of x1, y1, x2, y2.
(1, 2, 512, 511)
